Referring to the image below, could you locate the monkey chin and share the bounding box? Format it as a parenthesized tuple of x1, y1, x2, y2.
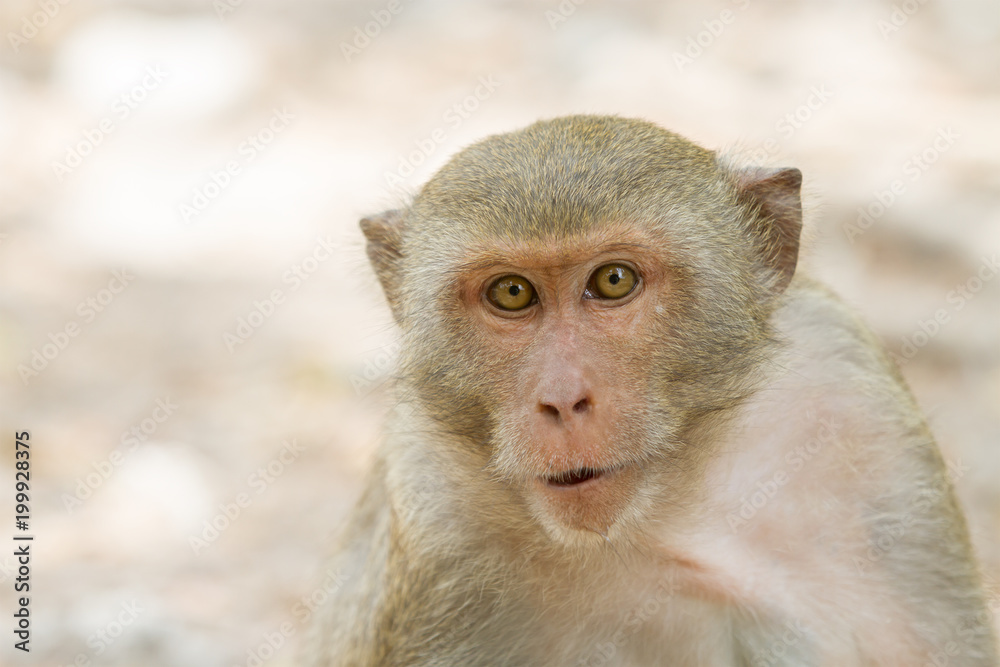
(527, 464, 642, 545)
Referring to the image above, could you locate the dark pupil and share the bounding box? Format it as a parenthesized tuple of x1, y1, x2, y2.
(508, 285, 521, 297)
(608, 272, 620, 285)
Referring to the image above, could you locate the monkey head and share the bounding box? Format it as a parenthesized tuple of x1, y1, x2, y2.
(361, 115, 802, 545)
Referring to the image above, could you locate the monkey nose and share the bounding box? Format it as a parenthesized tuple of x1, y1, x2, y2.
(535, 361, 595, 424)
(538, 394, 593, 422)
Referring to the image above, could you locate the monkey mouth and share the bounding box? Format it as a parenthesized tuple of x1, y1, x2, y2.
(532, 463, 638, 536)
(543, 465, 618, 488)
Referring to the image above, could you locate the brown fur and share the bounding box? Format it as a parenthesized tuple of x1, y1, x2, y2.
(304, 116, 997, 666)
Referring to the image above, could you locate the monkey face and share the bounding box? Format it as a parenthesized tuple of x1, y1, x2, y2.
(404, 220, 764, 544)
(364, 116, 802, 545)
(454, 229, 676, 539)
(391, 227, 776, 544)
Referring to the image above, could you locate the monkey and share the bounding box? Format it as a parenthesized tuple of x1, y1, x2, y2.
(303, 115, 998, 666)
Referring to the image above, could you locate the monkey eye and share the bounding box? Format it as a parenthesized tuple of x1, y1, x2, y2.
(588, 263, 638, 299)
(487, 275, 536, 311)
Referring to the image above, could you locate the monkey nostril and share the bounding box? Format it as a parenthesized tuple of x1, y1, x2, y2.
(540, 403, 561, 419)
(539, 397, 591, 420)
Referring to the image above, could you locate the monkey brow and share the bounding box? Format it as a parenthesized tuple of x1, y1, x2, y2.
(454, 242, 651, 272)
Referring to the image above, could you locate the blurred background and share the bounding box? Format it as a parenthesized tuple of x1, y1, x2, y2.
(0, 0, 998, 664)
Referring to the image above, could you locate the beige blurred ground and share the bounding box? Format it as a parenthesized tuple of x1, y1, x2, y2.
(0, 0, 998, 664)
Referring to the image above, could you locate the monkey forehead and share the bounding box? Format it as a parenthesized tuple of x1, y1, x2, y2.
(409, 115, 729, 242)
(452, 224, 666, 275)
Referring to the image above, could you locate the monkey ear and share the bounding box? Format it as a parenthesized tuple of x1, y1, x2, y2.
(731, 167, 803, 293)
(360, 210, 406, 322)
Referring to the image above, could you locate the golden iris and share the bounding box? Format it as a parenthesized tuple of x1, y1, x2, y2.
(488, 275, 535, 310)
(591, 264, 637, 299)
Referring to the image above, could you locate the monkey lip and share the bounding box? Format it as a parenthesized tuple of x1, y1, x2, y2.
(542, 464, 621, 489)
(532, 463, 638, 535)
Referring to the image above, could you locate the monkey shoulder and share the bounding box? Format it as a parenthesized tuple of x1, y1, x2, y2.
(678, 275, 992, 663)
(769, 274, 925, 438)
(735, 273, 949, 501)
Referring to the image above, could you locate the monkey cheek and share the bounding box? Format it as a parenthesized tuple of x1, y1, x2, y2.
(529, 466, 640, 539)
